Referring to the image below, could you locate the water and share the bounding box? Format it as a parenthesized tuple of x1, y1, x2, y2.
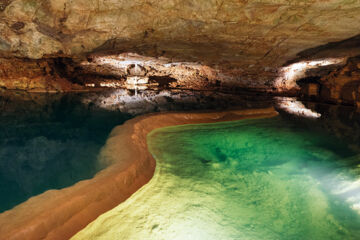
(0, 89, 271, 213)
(0, 89, 273, 213)
(74, 116, 360, 240)
(0, 93, 132, 212)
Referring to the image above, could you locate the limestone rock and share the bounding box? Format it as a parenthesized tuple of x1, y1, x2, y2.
(1, 0, 360, 90)
(0, 58, 81, 92)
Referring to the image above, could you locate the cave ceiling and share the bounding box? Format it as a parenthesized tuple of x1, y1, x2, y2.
(1, 0, 360, 90)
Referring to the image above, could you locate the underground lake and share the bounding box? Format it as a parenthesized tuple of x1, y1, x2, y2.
(0, 92, 132, 212)
(73, 110, 360, 240)
(1, 89, 360, 240)
(4, 1, 360, 238)
(0, 90, 269, 213)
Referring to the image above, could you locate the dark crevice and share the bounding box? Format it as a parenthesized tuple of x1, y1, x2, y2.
(148, 76, 177, 88)
(297, 76, 321, 86)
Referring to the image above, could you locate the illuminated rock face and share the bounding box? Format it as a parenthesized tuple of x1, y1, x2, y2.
(1, 0, 360, 92)
(318, 56, 360, 105)
(283, 55, 360, 105)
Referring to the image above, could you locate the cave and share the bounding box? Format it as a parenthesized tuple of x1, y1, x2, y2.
(1, 1, 360, 240)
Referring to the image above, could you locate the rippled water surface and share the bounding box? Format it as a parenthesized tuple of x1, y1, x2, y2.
(74, 116, 360, 240)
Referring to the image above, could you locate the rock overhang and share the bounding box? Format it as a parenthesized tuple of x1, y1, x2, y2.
(1, 0, 360, 93)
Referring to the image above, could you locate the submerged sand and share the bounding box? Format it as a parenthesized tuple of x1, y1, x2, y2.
(0, 108, 277, 240)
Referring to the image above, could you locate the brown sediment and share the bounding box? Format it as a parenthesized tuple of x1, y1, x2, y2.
(0, 108, 278, 240)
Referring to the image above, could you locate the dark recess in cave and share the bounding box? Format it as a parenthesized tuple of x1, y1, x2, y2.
(296, 76, 321, 85)
(297, 76, 322, 101)
(149, 76, 177, 88)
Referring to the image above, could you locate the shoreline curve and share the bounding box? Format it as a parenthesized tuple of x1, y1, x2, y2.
(0, 107, 278, 240)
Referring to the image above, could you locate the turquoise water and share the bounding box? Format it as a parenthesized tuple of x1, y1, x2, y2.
(0, 90, 272, 214)
(73, 116, 360, 240)
(149, 117, 360, 239)
(147, 117, 360, 239)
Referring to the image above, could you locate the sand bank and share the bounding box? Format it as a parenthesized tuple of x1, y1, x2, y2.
(0, 108, 277, 240)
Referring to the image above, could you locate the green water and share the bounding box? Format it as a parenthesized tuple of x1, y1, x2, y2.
(0, 90, 271, 213)
(73, 116, 360, 240)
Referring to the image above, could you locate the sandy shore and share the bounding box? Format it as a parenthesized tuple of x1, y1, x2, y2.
(0, 108, 278, 240)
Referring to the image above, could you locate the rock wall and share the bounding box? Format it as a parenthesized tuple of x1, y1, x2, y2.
(319, 57, 360, 105)
(294, 56, 360, 106)
(0, 57, 81, 91)
(1, 0, 360, 92)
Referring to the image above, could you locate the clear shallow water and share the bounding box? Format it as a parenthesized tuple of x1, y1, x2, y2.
(0, 90, 272, 213)
(74, 116, 360, 240)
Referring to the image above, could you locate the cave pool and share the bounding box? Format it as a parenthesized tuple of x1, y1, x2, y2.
(73, 115, 360, 240)
(0, 94, 132, 213)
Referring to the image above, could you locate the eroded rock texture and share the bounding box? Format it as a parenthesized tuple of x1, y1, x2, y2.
(318, 57, 360, 105)
(1, 0, 360, 93)
(0, 57, 81, 91)
(291, 55, 360, 106)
